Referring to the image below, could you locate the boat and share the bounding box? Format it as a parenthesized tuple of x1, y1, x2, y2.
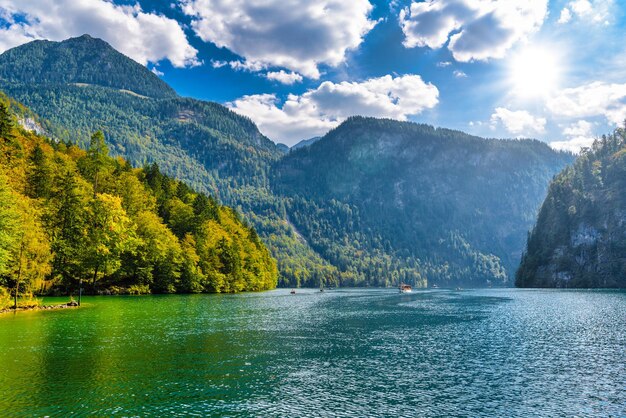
(399, 284, 412, 293)
(432, 284, 439, 289)
(290, 289, 296, 294)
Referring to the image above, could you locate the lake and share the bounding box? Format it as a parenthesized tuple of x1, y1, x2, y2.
(0, 289, 624, 417)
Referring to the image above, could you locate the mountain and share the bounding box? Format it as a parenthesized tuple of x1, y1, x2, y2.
(276, 143, 290, 153)
(0, 35, 176, 99)
(0, 35, 334, 288)
(0, 35, 575, 288)
(516, 128, 626, 288)
(272, 117, 574, 286)
(0, 94, 277, 308)
(291, 136, 322, 150)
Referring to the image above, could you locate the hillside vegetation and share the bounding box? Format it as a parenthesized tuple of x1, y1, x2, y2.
(273, 117, 574, 286)
(0, 96, 277, 308)
(516, 127, 626, 288)
(0, 34, 176, 99)
(0, 35, 575, 288)
(0, 35, 336, 289)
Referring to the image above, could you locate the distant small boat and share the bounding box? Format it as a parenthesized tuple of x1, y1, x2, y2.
(399, 284, 412, 293)
(432, 284, 439, 289)
(290, 289, 296, 294)
(455, 287, 463, 291)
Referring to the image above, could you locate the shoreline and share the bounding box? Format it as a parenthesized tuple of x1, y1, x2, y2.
(0, 302, 79, 315)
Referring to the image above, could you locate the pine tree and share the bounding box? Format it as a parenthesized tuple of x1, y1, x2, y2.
(27, 144, 52, 198)
(85, 131, 109, 194)
(47, 170, 88, 288)
(0, 102, 14, 140)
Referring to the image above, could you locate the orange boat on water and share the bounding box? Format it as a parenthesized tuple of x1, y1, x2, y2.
(399, 284, 412, 293)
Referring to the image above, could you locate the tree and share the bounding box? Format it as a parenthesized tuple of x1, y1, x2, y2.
(179, 233, 204, 293)
(132, 211, 181, 293)
(27, 144, 52, 199)
(46, 169, 89, 289)
(82, 193, 137, 290)
(0, 102, 14, 140)
(9, 196, 51, 307)
(167, 198, 195, 238)
(193, 193, 219, 224)
(0, 171, 19, 276)
(112, 171, 156, 217)
(84, 131, 110, 194)
(217, 237, 243, 291)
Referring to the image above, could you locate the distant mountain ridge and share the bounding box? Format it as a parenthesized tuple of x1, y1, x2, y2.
(0, 35, 575, 287)
(273, 117, 574, 286)
(291, 136, 322, 150)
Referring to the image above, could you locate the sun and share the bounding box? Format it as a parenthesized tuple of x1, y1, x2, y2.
(509, 46, 562, 99)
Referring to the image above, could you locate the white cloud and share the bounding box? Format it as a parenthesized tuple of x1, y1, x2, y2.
(228, 74, 439, 144)
(490, 107, 546, 135)
(547, 81, 626, 124)
(151, 67, 164, 77)
(399, 0, 548, 62)
(453, 70, 467, 78)
(550, 120, 597, 153)
(558, 8, 572, 24)
(0, 0, 198, 67)
(558, 0, 613, 25)
(227, 60, 266, 72)
(211, 60, 228, 69)
(563, 120, 594, 137)
(550, 136, 595, 153)
(211, 59, 266, 72)
(265, 71, 303, 85)
(181, 0, 376, 79)
(570, 0, 593, 16)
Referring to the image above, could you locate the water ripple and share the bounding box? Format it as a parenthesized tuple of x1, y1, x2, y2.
(0, 289, 624, 417)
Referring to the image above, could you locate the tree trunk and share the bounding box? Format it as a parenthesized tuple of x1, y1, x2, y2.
(14, 235, 24, 309)
(92, 264, 99, 293)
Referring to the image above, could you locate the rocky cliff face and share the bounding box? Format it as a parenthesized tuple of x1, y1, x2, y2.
(516, 127, 626, 288)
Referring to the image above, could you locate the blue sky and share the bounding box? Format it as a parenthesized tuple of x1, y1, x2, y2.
(0, 0, 625, 149)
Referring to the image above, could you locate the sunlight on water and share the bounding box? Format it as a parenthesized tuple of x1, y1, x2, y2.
(0, 289, 624, 416)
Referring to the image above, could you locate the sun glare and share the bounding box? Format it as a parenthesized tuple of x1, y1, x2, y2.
(509, 46, 561, 99)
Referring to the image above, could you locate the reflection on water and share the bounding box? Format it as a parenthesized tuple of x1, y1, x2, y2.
(0, 289, 624, 416)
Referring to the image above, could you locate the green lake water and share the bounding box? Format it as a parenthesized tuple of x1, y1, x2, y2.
(0, 288, 624, 417)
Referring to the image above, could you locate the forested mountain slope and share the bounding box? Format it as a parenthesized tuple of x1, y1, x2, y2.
(0, 35, 176, 99)
(0, 35, 335, 288)
(516, 127, 626, 288)
(0, 95, 277, 309)
(0, 35, 576, 288)
(273, 117, 574, 286)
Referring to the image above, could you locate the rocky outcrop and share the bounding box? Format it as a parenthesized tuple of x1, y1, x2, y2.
(516, 128, 626, 288)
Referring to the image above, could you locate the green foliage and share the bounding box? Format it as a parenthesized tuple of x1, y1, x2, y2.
(0, 170, 20, 276)
(0, 35, 176, 99)
(0, 37, 575, 289)
(0, 36, 324, 288)
(273, 117, 573, 287)
(0, 101, 14, 139)
(517, 127, 626, 288)
(83, 131, 110, 193)
(0, 102, 277, 296)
